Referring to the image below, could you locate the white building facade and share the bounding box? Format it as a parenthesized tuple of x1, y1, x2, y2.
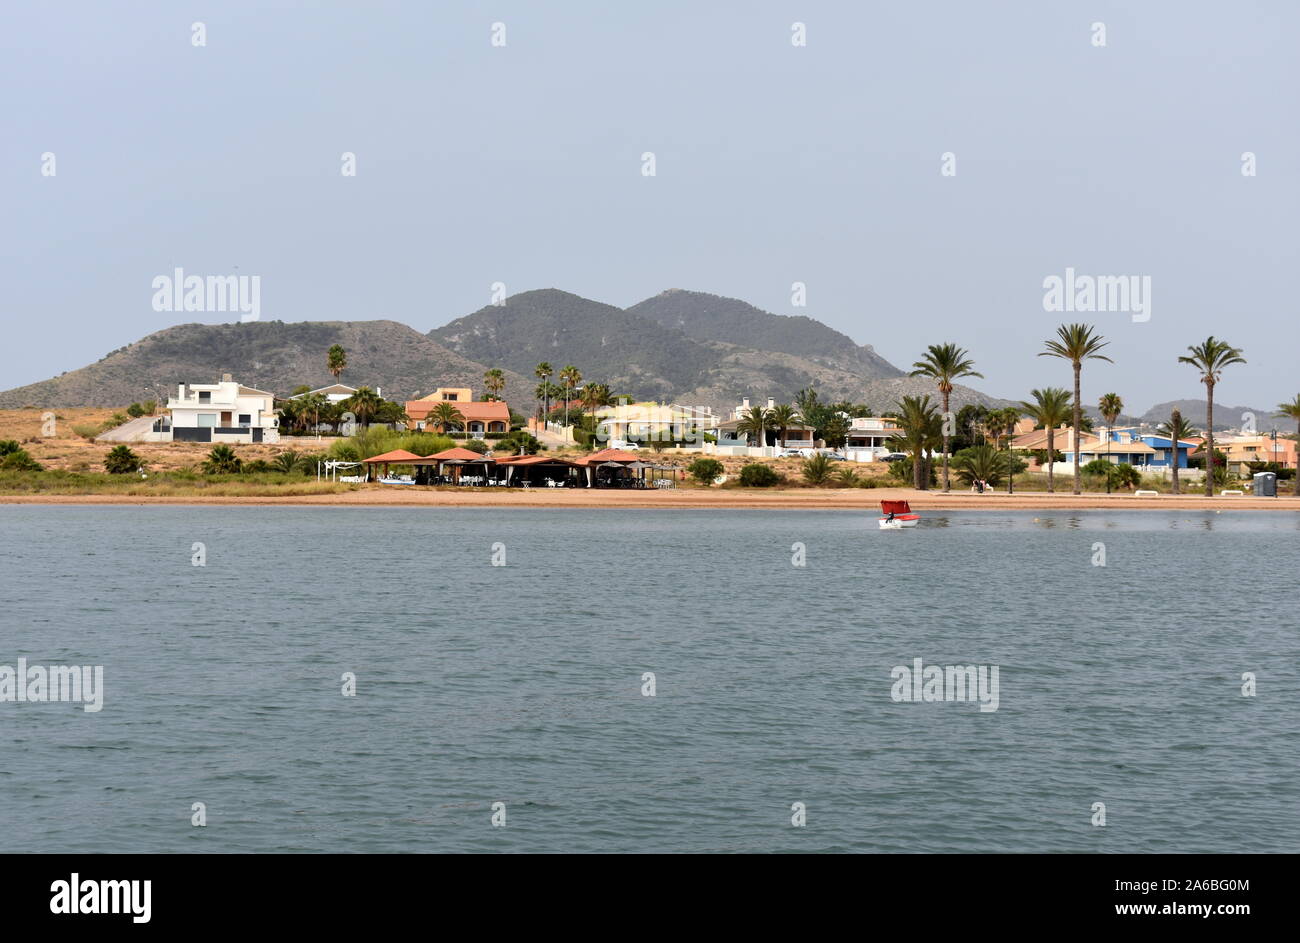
(146, 375, 280, 443)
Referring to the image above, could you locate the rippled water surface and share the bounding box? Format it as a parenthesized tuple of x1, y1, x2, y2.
(2, 506, 1297, 853)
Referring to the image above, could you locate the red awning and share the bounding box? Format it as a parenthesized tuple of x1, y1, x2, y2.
(362, 449, 424, 464)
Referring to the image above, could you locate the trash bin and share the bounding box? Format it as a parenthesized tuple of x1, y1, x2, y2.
(1253, 471, 1277, 496)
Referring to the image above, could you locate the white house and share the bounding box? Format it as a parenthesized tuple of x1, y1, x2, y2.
(145, 374, 280, 443)
(844, 417, 903, 462)
(293, 383, 359, 404)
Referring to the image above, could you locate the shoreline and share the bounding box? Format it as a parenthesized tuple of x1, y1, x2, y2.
(0, 488, 1293, 510)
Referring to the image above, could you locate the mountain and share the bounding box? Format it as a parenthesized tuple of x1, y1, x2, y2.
(1138, 399, 1281, 432)
(626, 289, 903, 380)
(0, 320, 534, 409)
(432, 288, 1006, 413)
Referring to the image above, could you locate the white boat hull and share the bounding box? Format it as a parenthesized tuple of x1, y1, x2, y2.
(879, 516, 919, 529)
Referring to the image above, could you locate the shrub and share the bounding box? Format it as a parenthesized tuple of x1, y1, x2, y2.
(71, 423, 102, 440)
(126, 402, 144, 418)
(242, 459, 273, 474)
(272, 450, 301, 473)
(0, 440, 42, 471)
(686, 457, 724, 486)
(103, 445, 142, 474)
(463, 439, 489, 454)
(495, 430, 541, 455)
(202, 444, 242, 474)
(801, 453, 834, 485)
(834, 466, 861, 487)
(739, 462, 781, 487)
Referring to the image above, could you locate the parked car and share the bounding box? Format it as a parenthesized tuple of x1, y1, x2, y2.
(882, 452, 908, 463)
(823, 452, 848, 461)
(777, 449, 803, 458)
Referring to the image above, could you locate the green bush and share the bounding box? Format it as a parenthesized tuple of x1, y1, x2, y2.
(686, 457, 724, 485)
(834, 466, 861, 487)
(801, 453, 834, 485)
(202, 444, 242, 474)
(0, 440, 42, 471)
(103, 445, 142, 474)
(71, 423, 102, 440)
(494, 430, 541, 455)
(126, 402, 144, 418)
(739, 462, 781, 487)
(463, 439, 489, 454)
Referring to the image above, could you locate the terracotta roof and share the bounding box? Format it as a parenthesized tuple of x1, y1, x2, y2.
(424, 447, 490, 461)
(362, 449, 424, 463)
(496, 455, 578, 466)
(405, 400, 511, 422)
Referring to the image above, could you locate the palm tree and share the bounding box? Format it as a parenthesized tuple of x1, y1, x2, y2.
(558, 365, 582, 429)
(736, 405, 771, 449)
(327, 344, 347, 380)
(1098, 392, 1124, 494)
(202, 444, 242, 474)
(888, 395, 942, 490)
(1156, 410, 1197, 495)
(1039, 324, 1112, 494)
(343, 386, 382, 426)
(430, 401, 465, 435)
(580, 382, 608, 415)
(1276, 395, 1300, 495)
(483, 368, 506, 400)
(534, 362, 553, 421)
(801, 453, 834, 485)
(768, 404, 800, 449)
(910, 343, 983, 491)
(272, 450, 301, 474)
(1179, 337, 1246, 497)
(954, 445, 1011, 488)
(1020, 387, 1072, 493)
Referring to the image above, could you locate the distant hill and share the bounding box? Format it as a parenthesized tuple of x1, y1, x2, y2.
(1, 288, 1016, 415)
(1138, 399, 1281, 431)
(432, 288, 1007, 413)
(625, 289, 903, 380)
(0, 320, 533, 408)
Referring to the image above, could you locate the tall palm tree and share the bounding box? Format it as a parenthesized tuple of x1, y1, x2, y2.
(558, 365, 582, 429)
(910, 343, 983, 491)
(483, 368, 506, 400)
(430, 401, 465, 436)
(1039, 324, 1112, 494)
(1276, 395, 1300, 495)
(343, 386, 383, 426)
(736, 405, 771, 449)
(1179, 337, 1246, 497)
(888, 395, 942, 490)
(327, 344, 347, 380)
(768, 404, 800, 449)
(580, 382, 609, 414)
(534, 362, 553, 421)
(1098, 392, 1124, 493)
(1156, 409, 1198, 495)
(1020, 387, 1072, 493)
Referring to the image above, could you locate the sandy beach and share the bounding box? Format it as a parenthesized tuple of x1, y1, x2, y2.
(1, 487, 1293, 510)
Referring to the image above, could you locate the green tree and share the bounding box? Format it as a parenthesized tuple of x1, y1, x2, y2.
(1039, 323, 1112, 495)
(0, 440, 42, 471)
(342, 386, 382, 425)
(272, 450, 302, 474)
(821, 414, 850, 450)
(801, 453, 834, 485)
(1156, 409, 1197, 495)
(1097, 392, 1124, 492)
(483, 368, 506, 400)
(103, 445, 142, 474)
(202, 444, 242, 474)
(126, 402, 144, 418)
(767, 404, 799, 448)
(534, 362, 554, 420)
(888, 395, 942, 490)
(1020, 387, 1072, 493)
(1178, 336, 1246, 497)
(736, 405, 772, 448)
(953, 445, 1010, 487)
(910, 343, 983, 492)
(1275, 395, 1300, 495)
(558, 365, 582, 429)
(327, 344, 347, 380)
(686, 457, 724, 486)
(429, 402, 465, 435)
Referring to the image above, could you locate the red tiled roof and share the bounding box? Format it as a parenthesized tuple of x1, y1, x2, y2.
(424, 447, 490, 461)
(362, 449, 424, 463)
(575, 448, 642, 465)
(495, 455, 577, 466)
(405, 400, 510, 422)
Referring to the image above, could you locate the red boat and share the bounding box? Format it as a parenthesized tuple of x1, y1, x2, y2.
(879, 499, 919, 529)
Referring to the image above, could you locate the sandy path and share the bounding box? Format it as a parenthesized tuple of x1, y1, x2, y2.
(1, 487, 1294, 510)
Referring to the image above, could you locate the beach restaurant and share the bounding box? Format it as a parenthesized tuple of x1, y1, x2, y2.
(359, 447, 679, 488)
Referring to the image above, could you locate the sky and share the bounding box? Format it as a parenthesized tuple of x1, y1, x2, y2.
(2, 1, 1296, 415)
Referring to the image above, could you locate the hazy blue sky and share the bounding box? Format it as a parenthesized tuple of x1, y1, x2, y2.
(3, 1, 1296, 413)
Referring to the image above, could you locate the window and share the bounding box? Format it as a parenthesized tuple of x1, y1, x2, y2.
(197, 414, 216, 427)
(198, 391, 211, 404)
(238, 414, 251, 426)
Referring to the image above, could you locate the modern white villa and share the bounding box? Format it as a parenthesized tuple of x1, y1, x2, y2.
(844, 416, 903, 461)
(145, 375, 280, 443)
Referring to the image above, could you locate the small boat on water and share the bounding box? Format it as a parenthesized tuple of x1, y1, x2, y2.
(879, 499, 919, 529)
